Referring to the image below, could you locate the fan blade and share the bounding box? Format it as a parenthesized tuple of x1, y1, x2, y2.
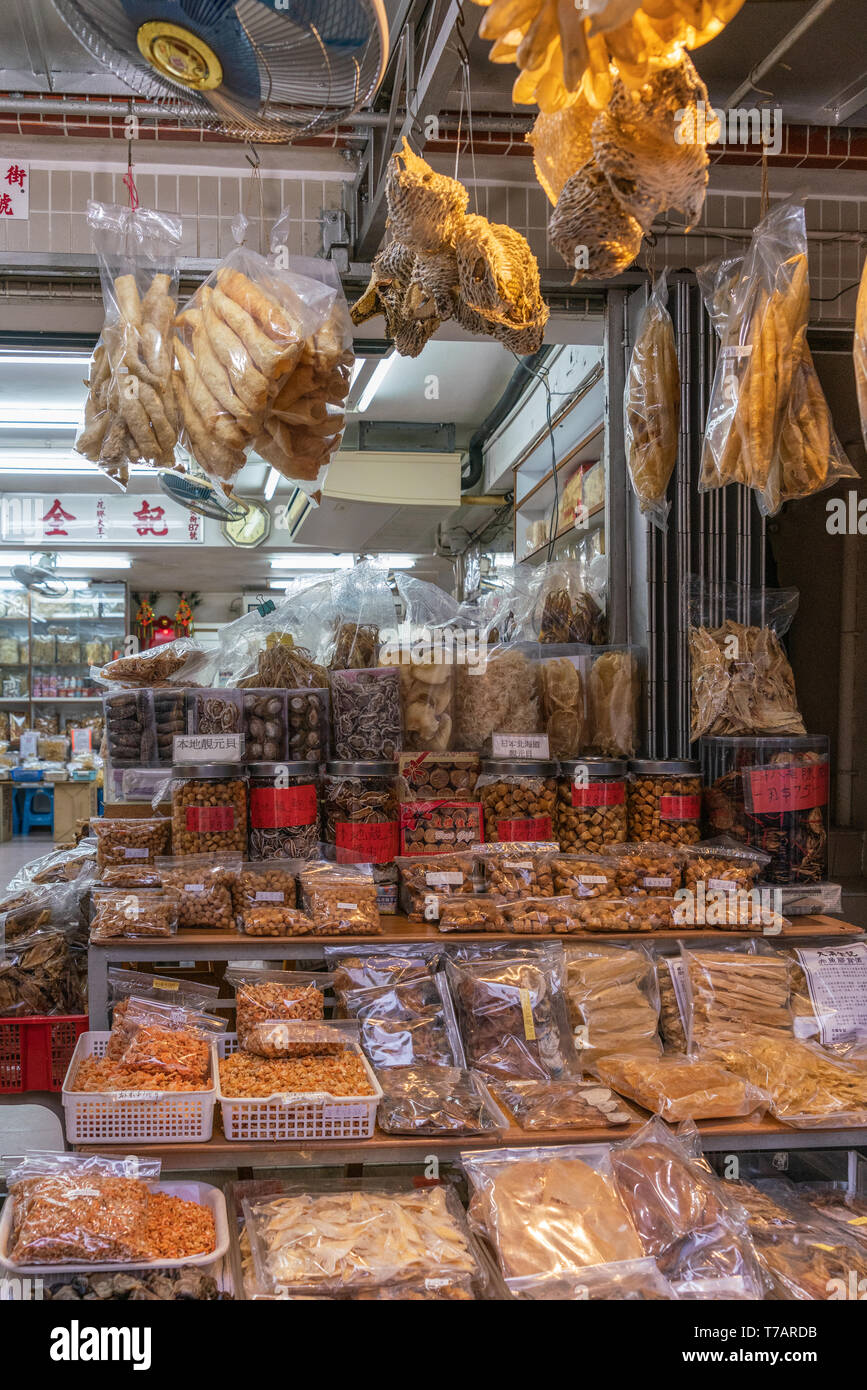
(120, 0, 261, 101)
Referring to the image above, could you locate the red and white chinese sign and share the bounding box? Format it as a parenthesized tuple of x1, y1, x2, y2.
(0, 162, 29, 219)
(2, 493, 204, 545)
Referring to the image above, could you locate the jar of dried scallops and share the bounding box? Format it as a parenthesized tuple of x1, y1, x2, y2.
(171, 763, 248, 857)
(627, 759, 702, 845)
(477, 759, 557, 843)
(556, 758, 628, 852)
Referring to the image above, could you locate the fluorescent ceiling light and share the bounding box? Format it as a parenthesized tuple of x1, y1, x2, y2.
(371, 553, 415, 569)
(269, 553, 355, 570)
(0, 354, 93, 367)
(356, 350, 396, 413)
(349, 358, 365, 389)
(0, 552, 31, 565)
(263, 467, 280, 502)
(0, 408, 80, 425)
(55, 555, 130, 569)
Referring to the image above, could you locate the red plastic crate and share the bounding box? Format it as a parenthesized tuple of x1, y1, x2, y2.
(0, 1015, 88, 1093)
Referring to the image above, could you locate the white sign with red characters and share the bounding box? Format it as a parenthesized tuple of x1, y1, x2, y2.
(0, 162, 29, 219)
(1, 493, 205, 545)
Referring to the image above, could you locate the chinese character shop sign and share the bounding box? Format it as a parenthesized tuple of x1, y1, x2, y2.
(0, 493, 204, 545)
(0, 163, 29, 219)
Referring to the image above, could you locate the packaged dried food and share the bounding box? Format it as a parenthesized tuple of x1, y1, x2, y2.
(239, 905, 316, 937)
(103, 690, 156, 767)
(342, 972, 464, 1069)
(654, 953, 688, 1052)
(546, 851, 618, 899)
(377, 1065, 507, 1136)
(112, 998, 225, 1082)
(285, 687, 330, 762)
(325, 944, 442, 1001)
(682, 944, 794, 1051)
(241, 689, 287, 763)
(55, 632, 81, 665)
(241, 1018, 359, 1060)
(154, 854, 236, 930)
(462, 1146, 644, 1292)
(396, 852, 478, 922)
(322, 761, 398, 913)
(98, 863, 162, 890)
(299, 860, 381, 935)
(564, 944, 661, 1065)
(232, 860, 298, 923)
(501, 897, 583, 936)
(556, 758, 628, 852)
(595, 1052, 766, 1122)
(447, 948, 576, 1082)
(99, 638, 205, 687)
(700, 734, 828, 884)
(454, 645, 542, 754)
(538, 652, 587, 758)
(510, 1259, 675, 1301)
(186, 688, 244, 737)
(225, 968, 328, 1048)
(31, 632, 56, 665)
(36, 735, 70, 763)
(493, 1078, 639, 1132)
(475, 840, 556, 899)
(731, 1179, 867, 1300)
(248, 760, 319, 860)
(398, 798, 483, 854)
(626, 760, 702, 845)
(170, 764, 247, 856)
(477, 759, 557, 844)
(0, 922, 86, 1018)
(243, 1183, 479, 1296)
(397, 751, 479, 801)
(624, 271, 679, 529)
(90, 888, 179, 941)
(705, 1033, 867, 1129)
(107, 967, 219, 1040)
(90, 816, 171, 872)
(608, 841, 684, 896)
(36, 1270, 228, 1301)
(437, 896, 508, 933)
(150, 687, 187, 765)
(0, 635, 18, 664)
(218, 1048, 374, 1100)
(609, 1119, 764, 1299)
(799, 1188, 867, 1246)
(330, 667, 402, 761)
(681, 840, 766, 894)
(5, 1153, 162, 1266)
(74, 200, 183, 482)
(585, 647, 642, 758)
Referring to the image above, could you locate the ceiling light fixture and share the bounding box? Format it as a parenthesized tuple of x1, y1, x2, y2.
(349, 358, 365, 389)
(54, 554, 131, 569)
(355, 349, 396, 413)
(0, 354, 93, 367)
(269, 553, 355, 571)
(263, 467, 280, 502)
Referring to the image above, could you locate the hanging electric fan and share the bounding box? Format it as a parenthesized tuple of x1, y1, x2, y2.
(158, 467, 251, 521)
(10, 555, 69, 598)
(51, 0, 389, 142)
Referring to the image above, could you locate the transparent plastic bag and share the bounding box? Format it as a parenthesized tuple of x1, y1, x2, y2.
(76, 201, 183, 486)
(154, 854, 236, 930)
(762, 338, 858, 515)
(594, 1050, 767, 1122)
(90, 888, 179, 941)
(107, 966, 219, 1040)
(298, 860, 381, 935)
(475, 841, 556, 899)
(564, 942, 662, 1065)
(342, 971, 465, 1069)
(730, 1178, 867, 1298)
(242, 1018, 359, 1060)
(546, 851, 618, 899)
(706, 1032, 867, 1129)
(377, 1065, 507, 1136)
(263, 234, 355, 496)
(324, 944, 442, 1001)
(225, 967, 329, 1047)
(330, 666, 402, 761)
(492, 1077, 640, 1131)
(98, 637, 205, 688)
(607, 840, 684, 895)
(696, 251, 743, 339)
(682, 940, 795, 1052)
(609, 1117, 765, 1298)
(436, 894, 508, 933)
(446, 947, 577, 1082)
(584, 646, 642, 757)
(686, 576, 804, 739)
(700, 201, 809, 495)
(113, 996, 225, 1082)
(385, 573, 462, 752)
(396, 851, 478, 922)
(90, 816, 171, 871)
(531, 557, 608, 646)
(174, 243, 334, 487)
(624, 271, 679, 528)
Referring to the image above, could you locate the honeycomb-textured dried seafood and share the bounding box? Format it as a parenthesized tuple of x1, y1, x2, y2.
(454, 214, 548, 354)
(586, 650, 640, 757)
(527, 103, 595, 206)
(549, 161, 644, 280)
(385, 138, 469, 253)
(625, 272, 680, 526)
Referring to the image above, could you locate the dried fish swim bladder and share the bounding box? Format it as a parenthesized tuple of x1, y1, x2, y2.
(76, 201, 184, 486)
(624, 270, 680, 528)
(173, 242, 336, 490)
(763, 338, 858, 515)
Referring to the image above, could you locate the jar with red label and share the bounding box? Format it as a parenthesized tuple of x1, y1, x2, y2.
(477, 759, 558, 844)
(248, 761, 319, 861)
(627, 759, 702, 845)
(323, 761, 399, 912)
(171, 762, 248, 857)
(556, 758, 628, 852)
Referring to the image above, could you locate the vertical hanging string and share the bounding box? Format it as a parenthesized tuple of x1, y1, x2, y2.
(759, 145, 770, 219)
(123, 103, 139, 210)
(244, 144, 264, 252)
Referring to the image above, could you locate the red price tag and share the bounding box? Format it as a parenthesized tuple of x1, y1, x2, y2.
(186, 804, 235, 832)
(336, 820, 399, 864)
(496, 816, 553, 842)
(250, 785, 317, 829)
(659, 794, 701, 821)
(572, 781, 626, 808)
(745, 763, 828, 815)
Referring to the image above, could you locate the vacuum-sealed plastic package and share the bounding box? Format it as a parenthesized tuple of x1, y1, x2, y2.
(624, 271, 679, 528)
(446, 947, 576, 1082)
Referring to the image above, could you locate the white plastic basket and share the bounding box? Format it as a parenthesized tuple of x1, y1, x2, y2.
(216, 1034, 382, 1143)
(0, 1180, 230, 1276)
(62, 1032, 216, 1145)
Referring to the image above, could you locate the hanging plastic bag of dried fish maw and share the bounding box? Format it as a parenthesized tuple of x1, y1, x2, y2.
(686, 577, 805, 740)
(454, 574, 542, 753)
(696, 251, 744, 340)
(699, 201, 808, 497)
(260, 228, 355, 499)
(857, 252, 867, 453)
(761, 338, 858, 516)
(316, 559, 397, 672)
(624, 270, 680, 528)
(173, 221, 334, 493)
(383, 573, 463, 753)
(76, 201, 184, 489)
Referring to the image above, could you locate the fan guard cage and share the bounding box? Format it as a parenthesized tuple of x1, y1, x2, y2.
(52, 0, 389, 143)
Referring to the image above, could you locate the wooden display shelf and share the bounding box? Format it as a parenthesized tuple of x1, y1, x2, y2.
(86, 912, 864, 1030)
(73, 1112, 867, 1171)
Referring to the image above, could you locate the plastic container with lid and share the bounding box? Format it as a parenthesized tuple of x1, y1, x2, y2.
(323, 761, 400, 913)
(700, 735, 829, 884)
(248, 760, 319, 861)
(627, 759, 702, 845)
(556, 757, 628, 852)
(171, 762, 248, 857)
(476, 758, 558, 844)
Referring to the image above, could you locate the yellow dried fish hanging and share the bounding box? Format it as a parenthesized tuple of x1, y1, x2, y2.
(454, 213, 549, 353)
(624, 270, 680, 527)
(385, 137, 469, 253)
